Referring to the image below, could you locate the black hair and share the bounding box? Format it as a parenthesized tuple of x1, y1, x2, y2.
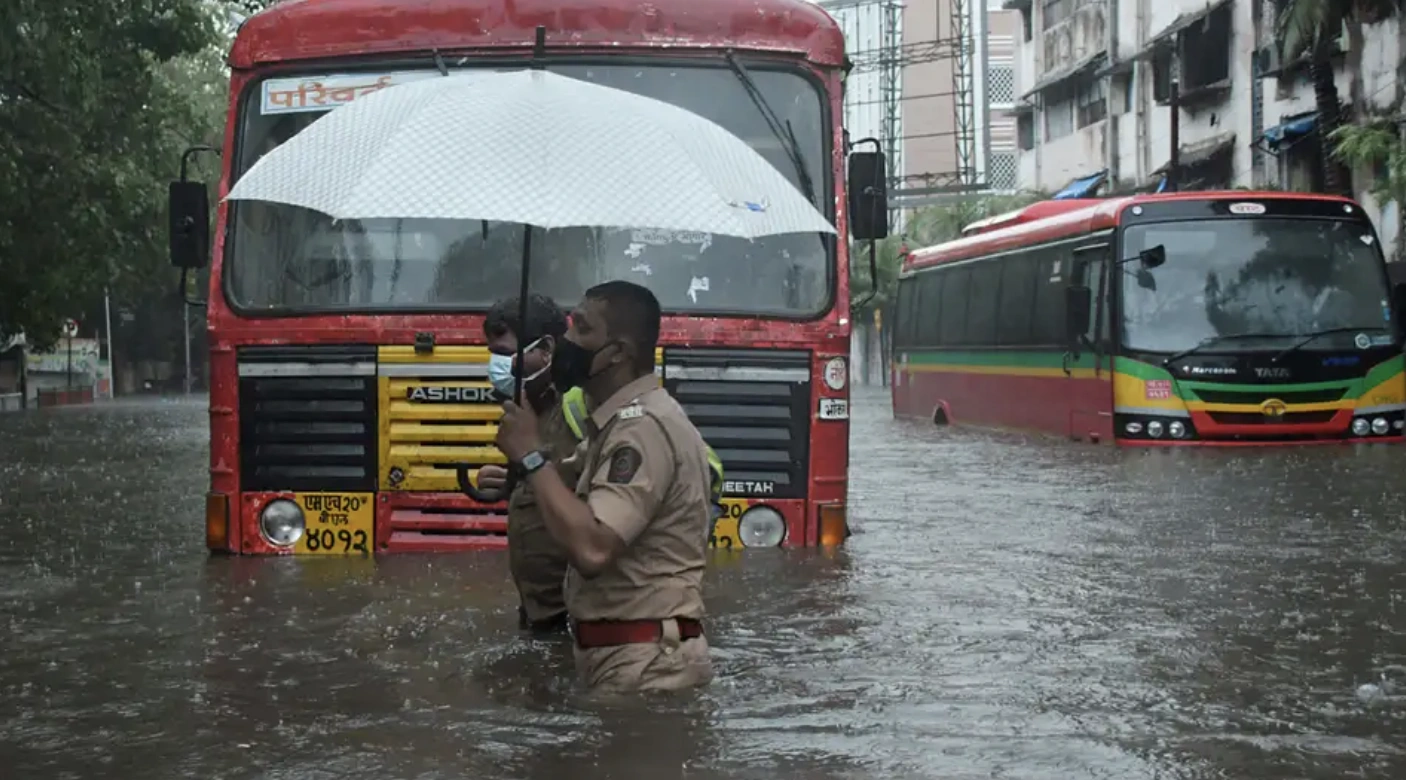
(484, 293, 567, 344)
(584, 280, 661, 374)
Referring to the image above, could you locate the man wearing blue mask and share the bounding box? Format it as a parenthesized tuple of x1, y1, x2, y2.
(479, 293, 579, 636)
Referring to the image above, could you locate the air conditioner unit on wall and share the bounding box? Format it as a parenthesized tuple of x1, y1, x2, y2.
(1254, 45, 1283, 76)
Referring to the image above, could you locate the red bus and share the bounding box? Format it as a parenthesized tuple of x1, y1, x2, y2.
(169, 0, 886, 555)
(890, 192, 1406, 445)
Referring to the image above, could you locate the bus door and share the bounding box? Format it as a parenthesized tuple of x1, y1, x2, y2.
(1065, 243, 1113, 442)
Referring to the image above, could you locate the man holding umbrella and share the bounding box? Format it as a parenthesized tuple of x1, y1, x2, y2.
(492, 280, 715, 693)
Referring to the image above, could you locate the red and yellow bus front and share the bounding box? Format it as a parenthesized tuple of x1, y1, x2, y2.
(192, 0, 855, 555)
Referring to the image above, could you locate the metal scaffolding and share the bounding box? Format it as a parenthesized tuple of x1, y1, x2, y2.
(822, 0, 983, 208)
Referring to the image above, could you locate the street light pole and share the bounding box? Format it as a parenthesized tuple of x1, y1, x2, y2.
(183, 299, 192, 395)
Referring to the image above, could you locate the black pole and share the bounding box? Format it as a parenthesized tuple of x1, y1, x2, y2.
(1167, 78, 1180, 193)
(513, 224, 533, 404)
(66, 334, 73, 389)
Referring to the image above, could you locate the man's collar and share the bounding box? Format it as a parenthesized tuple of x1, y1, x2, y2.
(588, 374, 659, 430)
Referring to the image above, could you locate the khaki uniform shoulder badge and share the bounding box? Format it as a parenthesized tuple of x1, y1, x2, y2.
(617, 403, 644, 421)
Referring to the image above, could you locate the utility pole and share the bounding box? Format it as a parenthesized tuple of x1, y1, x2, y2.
(1167, 78, 1181, 192)
(104, 287, 115, 399)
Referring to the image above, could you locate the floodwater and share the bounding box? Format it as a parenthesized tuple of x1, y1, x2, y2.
(2, 388, 1405, 779)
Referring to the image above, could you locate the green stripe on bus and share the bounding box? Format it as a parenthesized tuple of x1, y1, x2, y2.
(898, 349, 1111, 372)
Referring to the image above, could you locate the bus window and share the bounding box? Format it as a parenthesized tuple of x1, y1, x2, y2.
(1031, 248, 1068, 344)
(895, 278, 916, 349)
(997, 254, 1038, 345)
(918, 272, 945, 346)
(1072, 246, 1111, 351)
(967, 263, 1001, 345)
(939, 267, 971, 346)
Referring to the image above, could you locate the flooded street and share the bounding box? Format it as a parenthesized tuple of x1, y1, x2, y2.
(2, 387, 1406, 779)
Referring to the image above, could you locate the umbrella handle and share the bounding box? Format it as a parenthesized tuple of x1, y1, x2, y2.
(456, 463, 517, 503)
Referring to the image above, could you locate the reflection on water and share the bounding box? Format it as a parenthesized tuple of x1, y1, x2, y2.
(1, 392, 1405, 778)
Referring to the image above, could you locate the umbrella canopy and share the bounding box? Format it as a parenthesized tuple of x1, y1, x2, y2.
(224, 68, 835, 239)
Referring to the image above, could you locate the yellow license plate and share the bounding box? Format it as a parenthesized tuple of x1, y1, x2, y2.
(708, 499, 748, 550)
(294, 493, 374, 555)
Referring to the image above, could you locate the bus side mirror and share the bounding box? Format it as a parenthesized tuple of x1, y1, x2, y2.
(169, 180, 210, 270)
(847, 150, 889, 241)
(1138, 245, 1166, 269)
(1393, 282, 1406, 326)
(1065, 284, 1092, 345)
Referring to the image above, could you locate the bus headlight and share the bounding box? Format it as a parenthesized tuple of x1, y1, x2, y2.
(738, 506, 786, 547)
(1372, 417, 1390, 435)
(1146, 420, 1165, 438)
(1168, 421, 1187, 439)
(1352, 418, 1372, 437)
(260, 499, 305, 547)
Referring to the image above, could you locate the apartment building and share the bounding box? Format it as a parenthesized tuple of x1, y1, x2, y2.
(825, 0, 1023, 205)
(1004, 0, 1402, 257)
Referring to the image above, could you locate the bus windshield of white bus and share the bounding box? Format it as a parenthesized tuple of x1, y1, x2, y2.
(224, 63, 831, 318)
(1119, 217, 1394, 354)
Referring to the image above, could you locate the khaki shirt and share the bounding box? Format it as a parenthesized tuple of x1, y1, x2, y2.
(564, 374, 713, 622)
(506, 399, 582, 624)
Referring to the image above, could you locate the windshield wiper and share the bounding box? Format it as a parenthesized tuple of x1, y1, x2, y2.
(724, 51, 816, 205)
(1161, 333, 1284, 366)
(1270, 327, 1387, 363)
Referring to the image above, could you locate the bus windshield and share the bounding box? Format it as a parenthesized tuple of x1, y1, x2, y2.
(225, 63, 831, 317)
(1119, 217, 1394, 353)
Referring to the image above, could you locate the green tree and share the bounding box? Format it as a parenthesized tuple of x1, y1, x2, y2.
(1277, 0, 1403, 197)
(0, 0, 226, 348)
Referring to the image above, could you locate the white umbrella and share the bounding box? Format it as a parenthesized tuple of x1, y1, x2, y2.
(224, 65, 834, 502)
(223, 68, 835, 238)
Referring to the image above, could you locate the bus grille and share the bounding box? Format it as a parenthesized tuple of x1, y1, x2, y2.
(662, 347, 812, 500)
(379, 351, 504, 493)
(237, 345, 379, 492)
(1193, 387, 1349, 405)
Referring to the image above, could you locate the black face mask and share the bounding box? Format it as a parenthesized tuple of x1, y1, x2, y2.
(550, 338, 617, 393)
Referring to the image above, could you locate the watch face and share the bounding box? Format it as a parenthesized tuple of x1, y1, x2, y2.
(522, 451, 546, 470)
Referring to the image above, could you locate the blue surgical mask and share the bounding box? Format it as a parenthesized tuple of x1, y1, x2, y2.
(488, 353, 516, 397)
(488, 338, 549, 398)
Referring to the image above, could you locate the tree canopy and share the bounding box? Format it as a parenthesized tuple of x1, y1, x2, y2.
(0, 1, 247, 349)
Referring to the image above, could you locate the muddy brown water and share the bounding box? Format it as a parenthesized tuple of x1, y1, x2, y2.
(1, 389, 1404, 779)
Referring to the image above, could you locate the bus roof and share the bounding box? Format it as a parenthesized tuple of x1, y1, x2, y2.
(230, 0, 846, 69)
(903, 190, 1360, 273)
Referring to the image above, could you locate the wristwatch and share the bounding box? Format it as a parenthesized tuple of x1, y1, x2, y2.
(517, 449, 549, 476)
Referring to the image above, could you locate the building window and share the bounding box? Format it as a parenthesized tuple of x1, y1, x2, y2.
(1043, 0, 1070, 27)
(988, 62, 1016, 107)
(1076, 79, 1107, 128)
(1017, 114, 1036, 150)
(1182, 3, 1232, 89)
(988, 151, 1018, 191)
(1021, 7, 1033, 41)
(1044, 97, 1074, 140)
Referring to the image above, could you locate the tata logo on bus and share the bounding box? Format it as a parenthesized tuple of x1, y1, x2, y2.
(724, 480, 776, 496)
(1253, 366, 1291, 379)
(406, 386, 495, 403)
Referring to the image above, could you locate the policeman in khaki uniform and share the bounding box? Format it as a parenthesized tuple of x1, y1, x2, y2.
(495, 280, 715, 692)
(479, 297, 727, 638)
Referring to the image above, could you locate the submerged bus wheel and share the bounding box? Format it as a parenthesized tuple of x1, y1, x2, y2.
(932, 405, 950, 426)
